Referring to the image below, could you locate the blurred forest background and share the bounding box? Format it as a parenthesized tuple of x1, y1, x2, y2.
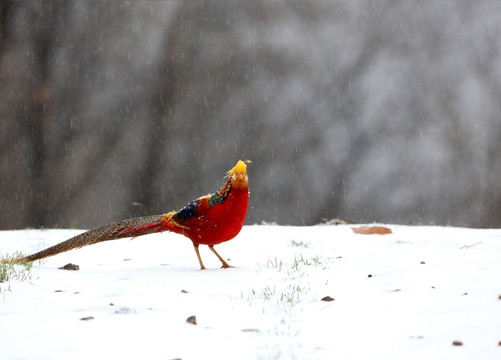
(1, 1, 500, 230)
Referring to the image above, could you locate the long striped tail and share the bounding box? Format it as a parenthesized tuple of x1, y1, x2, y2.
(21, 214, 174, 262)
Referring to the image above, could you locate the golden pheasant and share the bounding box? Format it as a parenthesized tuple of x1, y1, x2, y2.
(21, 160, 250, 269)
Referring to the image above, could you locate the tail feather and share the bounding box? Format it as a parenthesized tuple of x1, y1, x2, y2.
(22, 215, 165, 262)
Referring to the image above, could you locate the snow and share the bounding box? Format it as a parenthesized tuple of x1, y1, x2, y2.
(1, 225, 500, 359)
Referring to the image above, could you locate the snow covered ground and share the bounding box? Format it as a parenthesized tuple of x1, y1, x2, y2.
(1, 225, 500, 360)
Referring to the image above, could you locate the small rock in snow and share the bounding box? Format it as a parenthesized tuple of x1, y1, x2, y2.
(186, 315, 197, 325)
(452, 340, 463, 346)
(80, 316, 94, 321)
(321, 296, 335, 302)
(58, 263, 79, 271)
(241, 328, 259, 333)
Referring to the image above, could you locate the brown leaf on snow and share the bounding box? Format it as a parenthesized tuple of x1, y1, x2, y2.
(351, 225, 392, 235)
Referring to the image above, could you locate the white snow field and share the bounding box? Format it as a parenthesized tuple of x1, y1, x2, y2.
(1, 225, 500, 360)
